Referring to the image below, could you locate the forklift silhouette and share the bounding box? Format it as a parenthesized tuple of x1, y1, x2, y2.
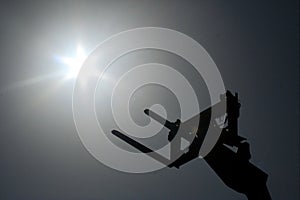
(112, 91, 272, 200)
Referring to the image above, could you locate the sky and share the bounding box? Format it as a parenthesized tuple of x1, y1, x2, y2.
(0, 0, 299, 199)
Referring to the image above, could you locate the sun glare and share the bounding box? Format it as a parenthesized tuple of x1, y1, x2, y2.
(60, 45, 87, 79)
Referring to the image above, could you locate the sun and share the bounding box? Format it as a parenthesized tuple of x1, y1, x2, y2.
(60, 45, 87, 79)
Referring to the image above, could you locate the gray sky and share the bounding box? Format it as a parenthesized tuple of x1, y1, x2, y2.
(0, 0, 298, 199)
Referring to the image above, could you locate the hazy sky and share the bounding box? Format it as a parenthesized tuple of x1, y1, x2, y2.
(0, 1, 298, 199)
